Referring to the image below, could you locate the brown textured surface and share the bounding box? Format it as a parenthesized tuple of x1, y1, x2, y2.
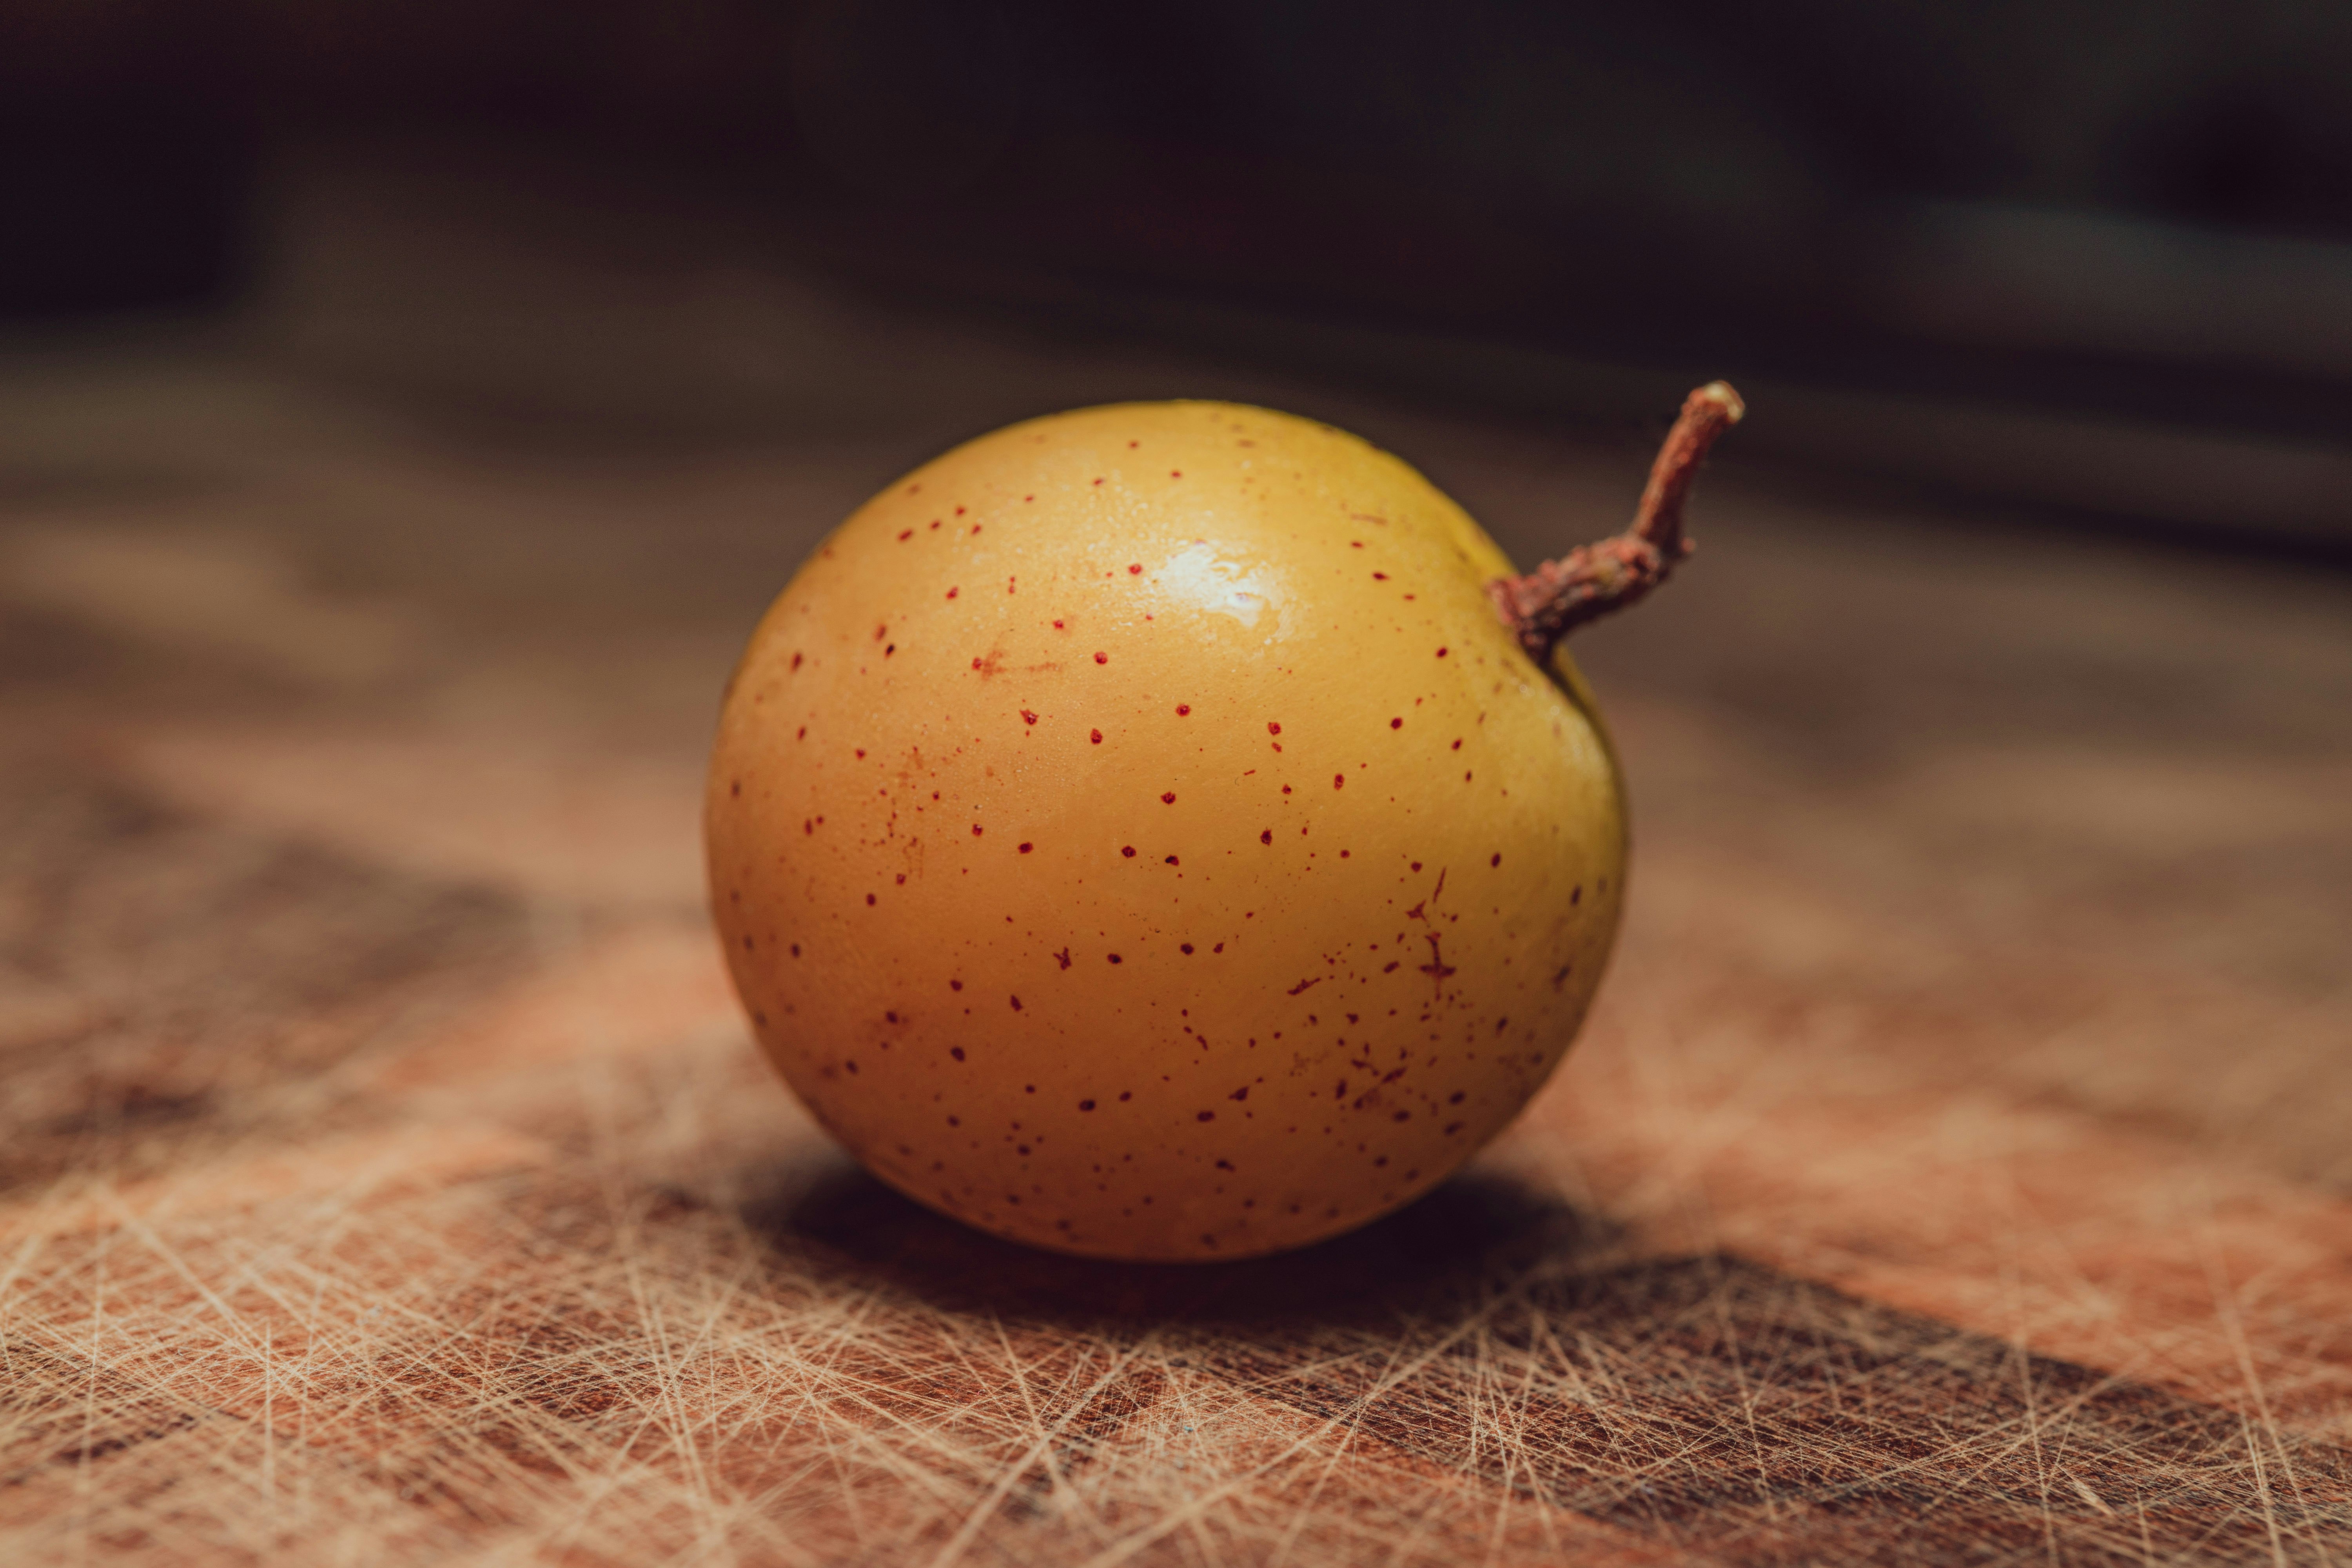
(4, 160, 2352, 1565)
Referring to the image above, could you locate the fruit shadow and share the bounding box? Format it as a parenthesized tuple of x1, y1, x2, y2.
(752, 1160, 1627, 1336)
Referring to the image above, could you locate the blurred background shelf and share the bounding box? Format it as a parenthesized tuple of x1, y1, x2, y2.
(7, 0, 2351, 551)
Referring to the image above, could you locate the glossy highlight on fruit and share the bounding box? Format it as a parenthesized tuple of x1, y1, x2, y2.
(707, 393, 1737, 1260)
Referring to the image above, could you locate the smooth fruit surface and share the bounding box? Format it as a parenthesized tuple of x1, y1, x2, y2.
(706, 402, 1625, 1259)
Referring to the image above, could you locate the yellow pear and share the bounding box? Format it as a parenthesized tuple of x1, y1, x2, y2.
(707, 386, 1740, 1259)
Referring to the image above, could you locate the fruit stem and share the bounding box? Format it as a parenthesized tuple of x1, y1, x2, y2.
(1487, 381, 1745, 659)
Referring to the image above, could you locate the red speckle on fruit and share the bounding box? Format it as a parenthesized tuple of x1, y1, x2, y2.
(1260, 829, 1272, 844)
(1175, 704, 1190, 716)
(1053, 619, 1065, 628)
(1161, 792, 1177, 804)
(1436, 647, 1448, 657)
(950, 980, 963, 991)
(1010, 995, 1022, 1011)
(898, 528, 913, 541)
(972, 824, 984, 836)
(791, 652, 803, 670)
(1181, 943, 1194, 954)
(1127, 563, 1142, 574)
(1108, 954, 1123, 964)
(1350, 541, 1365, 549)
(1372, 572, 1387, 580)
(1022, 710, 1038, 724)
(1334, 774, 1346, 789)
(1197, 1110, 1215, 1122)
(865, 893, 876, 905)
(1490, 853, 1501, 867)
(1122, 846, 1137, 858)
(1390, 717, 1403, 729)
(1091, 728, 1104, 743)
(1018, 842, 1034, 854)
(1267, 721, 1281, 735)
(946, 587, 959, 599)
(1094, 652, 1108, 664)
(1080, 1100, 1096, 1111)
(1165, 855, 1180, 866)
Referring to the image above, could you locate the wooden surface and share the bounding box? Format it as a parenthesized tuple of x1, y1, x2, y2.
(4, 162, 2352, 1566)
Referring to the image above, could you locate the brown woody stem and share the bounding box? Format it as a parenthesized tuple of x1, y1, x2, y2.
(1487, 381, 1744, 660)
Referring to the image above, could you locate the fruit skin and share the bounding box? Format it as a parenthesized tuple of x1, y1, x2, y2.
(707, 401, 1625, 1261)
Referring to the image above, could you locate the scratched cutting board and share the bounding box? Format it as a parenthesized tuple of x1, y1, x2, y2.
(3, 158, 2351, 1566)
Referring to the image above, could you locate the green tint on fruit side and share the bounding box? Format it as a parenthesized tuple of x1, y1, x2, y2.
(707, 388, 1741, 1260)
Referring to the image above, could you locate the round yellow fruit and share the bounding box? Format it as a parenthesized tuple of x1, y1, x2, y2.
(708, 401, 1626, 1260)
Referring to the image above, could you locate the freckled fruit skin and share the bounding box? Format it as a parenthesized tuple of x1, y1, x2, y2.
(707, 402, 1625, 1261)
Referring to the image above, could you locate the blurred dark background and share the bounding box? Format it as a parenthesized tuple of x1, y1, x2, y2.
(5, 0, 2350, 551)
